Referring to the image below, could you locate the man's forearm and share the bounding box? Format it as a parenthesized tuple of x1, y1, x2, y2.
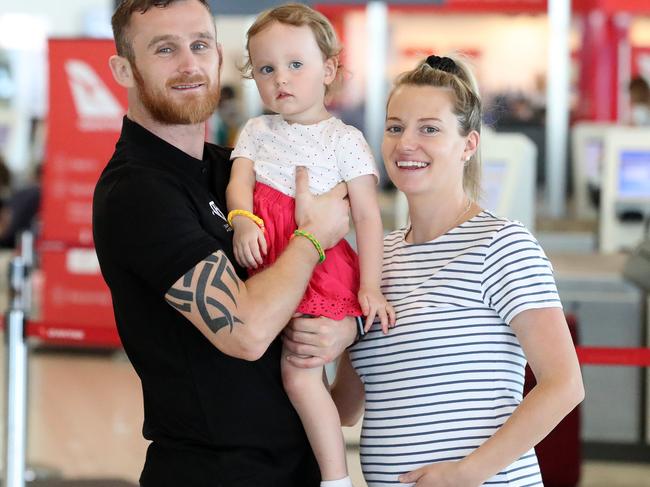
(242, 236, 321, 351)
(166, 237, 320, 361)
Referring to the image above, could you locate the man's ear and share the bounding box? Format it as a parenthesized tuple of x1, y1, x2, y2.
(109, 55, 135, 88)
(217, 42, 223, 71)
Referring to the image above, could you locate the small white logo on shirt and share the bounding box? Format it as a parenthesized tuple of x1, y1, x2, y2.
(209, 201, 227, 222)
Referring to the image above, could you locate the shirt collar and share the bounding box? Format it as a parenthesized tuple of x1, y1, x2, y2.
(119, 116, 209, 181)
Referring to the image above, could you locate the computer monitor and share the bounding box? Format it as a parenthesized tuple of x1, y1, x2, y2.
(617, 150, 650, 200)
(391, 131, 537, 232)
(599, 127, 650, 253)
(481, 160, 507, 213)
(584, 137, 604, 186)
(571, 122, 615, 219)
(480, 131, 537, 231)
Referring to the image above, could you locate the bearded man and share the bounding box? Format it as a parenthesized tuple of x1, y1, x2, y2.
(92, 1, 357, 486)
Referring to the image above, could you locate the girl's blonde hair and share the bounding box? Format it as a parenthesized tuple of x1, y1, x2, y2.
(241, 3, 343, 97)
(389, 55, 483, 201)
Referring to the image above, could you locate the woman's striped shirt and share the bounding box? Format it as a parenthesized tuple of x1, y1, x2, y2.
(349, 211, 562, 486)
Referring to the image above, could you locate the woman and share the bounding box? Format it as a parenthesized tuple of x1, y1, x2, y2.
(330, 55, 584, 487)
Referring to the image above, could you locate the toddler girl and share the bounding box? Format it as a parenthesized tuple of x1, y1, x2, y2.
(226, 4, 395, 486)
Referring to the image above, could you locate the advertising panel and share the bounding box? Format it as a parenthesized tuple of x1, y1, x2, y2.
(43, 39, 126, 245)
(38, 39, 125, 346)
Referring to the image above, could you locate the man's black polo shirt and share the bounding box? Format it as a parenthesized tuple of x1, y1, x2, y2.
(93, 117, 318, 487)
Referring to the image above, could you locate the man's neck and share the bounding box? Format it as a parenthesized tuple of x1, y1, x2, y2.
(127, 106, 206, 161)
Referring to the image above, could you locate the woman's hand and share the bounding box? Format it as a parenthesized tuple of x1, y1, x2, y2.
(399, 460, 479, 487)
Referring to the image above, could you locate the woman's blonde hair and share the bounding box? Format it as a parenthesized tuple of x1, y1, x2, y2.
(388, 55, 483, 201)
(241, 3, 343, 97)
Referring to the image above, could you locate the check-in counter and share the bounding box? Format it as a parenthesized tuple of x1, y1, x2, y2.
(550, 252, 649, 452)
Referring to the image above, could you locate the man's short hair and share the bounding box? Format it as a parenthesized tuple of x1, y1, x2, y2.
(112, 0, 212, 63)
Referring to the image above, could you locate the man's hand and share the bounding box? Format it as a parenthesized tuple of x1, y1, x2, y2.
(283, 314, 357, 368)
(294, 166, 349, 250)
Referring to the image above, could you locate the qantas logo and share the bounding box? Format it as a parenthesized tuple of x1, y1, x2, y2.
(65, 59, 124, 132)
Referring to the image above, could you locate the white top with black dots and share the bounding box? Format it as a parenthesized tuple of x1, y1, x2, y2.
(231, 115, 379, 196)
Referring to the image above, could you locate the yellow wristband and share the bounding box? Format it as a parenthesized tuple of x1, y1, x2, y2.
(293, 229, 326, 263)
(227, 209, 264, 229)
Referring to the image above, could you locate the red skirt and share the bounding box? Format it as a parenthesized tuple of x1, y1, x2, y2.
(250, 182, 362, 320)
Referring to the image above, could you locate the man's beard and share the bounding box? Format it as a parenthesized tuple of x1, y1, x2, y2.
(132, 64, 220, 125)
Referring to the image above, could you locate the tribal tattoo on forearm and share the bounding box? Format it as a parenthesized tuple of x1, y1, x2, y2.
(165, 252, 243, 334)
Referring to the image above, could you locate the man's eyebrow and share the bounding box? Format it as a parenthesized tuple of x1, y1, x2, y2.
(196, 31, 215, 41)
(147, 31, 215, 49)
(148, 34, 178, 49)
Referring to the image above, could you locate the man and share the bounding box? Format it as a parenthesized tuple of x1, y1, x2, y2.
(93, 1, 357, 485)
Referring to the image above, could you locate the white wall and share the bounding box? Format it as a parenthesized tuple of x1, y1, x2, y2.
(631, 16, 650, 46)
(215, 16, 252, 87)
(338, 11, 582, 108)
(0, 0, 113, 37)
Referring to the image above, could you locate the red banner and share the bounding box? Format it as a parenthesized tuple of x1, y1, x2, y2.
(43, 39, 127, 245)
(576, 346, 650, 367)
(37, 39, 126, 347)
(38, 245, 116, 327)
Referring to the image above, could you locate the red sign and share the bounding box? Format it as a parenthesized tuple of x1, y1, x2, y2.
(35, 39, 126, 347)
(42, 39, 127, 245)
(36, 245, 119, 346)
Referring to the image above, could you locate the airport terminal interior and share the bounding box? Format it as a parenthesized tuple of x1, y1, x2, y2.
(0, 0, 649, 485)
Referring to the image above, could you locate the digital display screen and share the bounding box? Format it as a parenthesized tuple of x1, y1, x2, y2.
(482, 160, 507, 211)
(617, 150, 650, 199)
(584, 137, 603, 185)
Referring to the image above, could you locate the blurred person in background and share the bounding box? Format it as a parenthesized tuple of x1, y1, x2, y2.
(629, 76, 650, 126)
(213, 84, 242, 146)
(0, 157, 41, 248)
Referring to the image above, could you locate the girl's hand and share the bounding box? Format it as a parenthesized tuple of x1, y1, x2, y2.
(231, 217, 267, 269)
(398, 460, 480, 487)
(358, 287, 396, 334)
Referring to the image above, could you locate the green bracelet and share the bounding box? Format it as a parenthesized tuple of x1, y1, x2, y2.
(293, 229, 326, 263)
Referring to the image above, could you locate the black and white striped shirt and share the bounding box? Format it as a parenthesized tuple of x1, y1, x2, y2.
(349, 211, 561, 486)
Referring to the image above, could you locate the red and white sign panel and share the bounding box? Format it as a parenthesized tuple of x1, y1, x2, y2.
(37, 246, 120, 347)
(35, 39, 125, 347)
(42, 39, 127, 245)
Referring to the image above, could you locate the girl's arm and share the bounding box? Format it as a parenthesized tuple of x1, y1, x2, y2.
(226, 157, 266, 269)
(331, 351, 365, 426)
(347, 175, 395, 332)
(226, 157, 255, 213)
(399, 307, 584, 485)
